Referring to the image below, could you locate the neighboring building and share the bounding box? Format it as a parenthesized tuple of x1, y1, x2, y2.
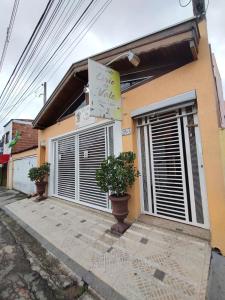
(10, 148, 37, 194)
(0, 119, 38, 193)
(2, 119, 38, 155)
(33, 18, 225, 254)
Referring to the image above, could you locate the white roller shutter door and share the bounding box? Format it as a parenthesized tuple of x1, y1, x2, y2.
(13, 156, 37, 194)
(79, 127, 108, 208)
(53, 124, 114, 210)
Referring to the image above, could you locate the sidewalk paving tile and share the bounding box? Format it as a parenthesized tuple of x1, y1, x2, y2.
(4, 197, 211, 300)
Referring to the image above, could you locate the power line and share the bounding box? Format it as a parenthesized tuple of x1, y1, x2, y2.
(0, 0, 20, 73)
(38, 0, 113, 121)
(27, 0, 95, 89)
(178, 0, 192, 7)
(45, 0, 112, 83)
(0, 0, 93, 113)
(0, 0, 112, 124)
(0, 0, 96, 123)
(0, 0, 55, 105)
(10, 85, 43, 118)
(0, 0, 84, 111)
(0, 0, 64, 111)
(1, 85, 42, 116)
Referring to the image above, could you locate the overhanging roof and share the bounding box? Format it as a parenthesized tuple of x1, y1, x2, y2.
(33, 17, 200, 129)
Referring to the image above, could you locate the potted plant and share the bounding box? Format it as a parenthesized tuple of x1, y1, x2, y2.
(28, 163, 50, 202)
(96, 152, 139, 235)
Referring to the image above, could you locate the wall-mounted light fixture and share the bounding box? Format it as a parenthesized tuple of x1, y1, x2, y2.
(106, 50, 140, 67)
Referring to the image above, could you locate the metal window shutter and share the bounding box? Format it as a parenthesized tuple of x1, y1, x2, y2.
(58, 135, 75, 200)
(79, 127, 108, 208)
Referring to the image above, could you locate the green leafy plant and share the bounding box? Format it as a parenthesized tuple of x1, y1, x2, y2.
(96, 151, 140, 197)
(28, 163, 50, 183)
(8, 131, 21, 148)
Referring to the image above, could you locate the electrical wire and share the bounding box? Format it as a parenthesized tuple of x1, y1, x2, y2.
(1, 85, 42, 115)
(0, 0, 65, 110)
(0, 0, 112, 124)
(0, 0, 55, 105)
(25, 0, 98, 91)
(0, 0, 94, 113)
(11, 85, 43, 119)
(178, 0, 192, 7)
(0, 0, 20, 73)
(49, 0, 113, 121)
(28, 0, 108, 96)
(0, 0, 97, 123)
(57, 90, 84, 121)
(0, 0, 84, 111)
(45, 0, 112, 83)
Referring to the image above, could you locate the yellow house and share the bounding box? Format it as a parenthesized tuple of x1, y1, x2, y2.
(33, 18, 225, 254)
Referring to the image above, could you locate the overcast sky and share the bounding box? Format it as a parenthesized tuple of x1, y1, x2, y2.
(0, 0, 224, 129)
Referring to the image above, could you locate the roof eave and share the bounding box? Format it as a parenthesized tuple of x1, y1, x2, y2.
(33, 17, 200, 129)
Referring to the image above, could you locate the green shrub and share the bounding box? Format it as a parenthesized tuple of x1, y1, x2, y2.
(96, 151, 140, 197)
(28, 163, 50, 183)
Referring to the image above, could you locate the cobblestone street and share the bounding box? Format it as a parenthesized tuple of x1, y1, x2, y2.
(0, 209, 92, 300)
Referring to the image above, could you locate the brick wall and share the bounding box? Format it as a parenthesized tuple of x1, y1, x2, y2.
(11, 122, 38, 154)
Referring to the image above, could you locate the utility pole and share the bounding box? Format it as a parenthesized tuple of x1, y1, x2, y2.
(43, 82, 47, 105)
(192, 0, 206, 18)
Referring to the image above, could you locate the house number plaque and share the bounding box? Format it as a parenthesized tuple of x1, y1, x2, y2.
(122, 128, 132, 136)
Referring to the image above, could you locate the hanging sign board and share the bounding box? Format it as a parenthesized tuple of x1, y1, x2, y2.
(88, 59, 122, 120)
(75, 105, 96, 128)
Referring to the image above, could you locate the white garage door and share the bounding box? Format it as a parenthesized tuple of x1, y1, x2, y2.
(13, 156, 37, 194)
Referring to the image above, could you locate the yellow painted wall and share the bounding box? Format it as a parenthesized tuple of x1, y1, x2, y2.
(37, 20, 225, 253)
(122, 20, 225, 253)
(37, 116, 75, 166)
(219, 129, 225, 187)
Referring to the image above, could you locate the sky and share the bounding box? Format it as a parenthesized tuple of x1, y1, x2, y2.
(0, 0, 224, 130)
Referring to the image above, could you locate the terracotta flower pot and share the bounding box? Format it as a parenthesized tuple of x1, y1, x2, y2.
(109, 194, 130, 235)
(35, 181, 47, 202)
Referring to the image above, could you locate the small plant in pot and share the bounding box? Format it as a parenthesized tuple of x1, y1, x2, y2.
(96, 152, 139, 235)
(28, 163, 50, 202)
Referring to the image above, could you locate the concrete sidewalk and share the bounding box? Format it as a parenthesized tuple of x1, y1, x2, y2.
(3, 197, 211, 300)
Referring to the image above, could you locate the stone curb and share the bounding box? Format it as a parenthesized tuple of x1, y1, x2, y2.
(2, 206, 126, 300)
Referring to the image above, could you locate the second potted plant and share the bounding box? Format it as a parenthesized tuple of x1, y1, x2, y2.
(96, 151, 139, 235)
(28, 162, 50, 202)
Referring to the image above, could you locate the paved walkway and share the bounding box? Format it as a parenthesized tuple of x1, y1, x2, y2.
(4, 197, 211, 300)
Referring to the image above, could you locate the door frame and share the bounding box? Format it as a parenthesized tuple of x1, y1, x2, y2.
(48, 119, 122, 212)
(136, 103, 210, 229)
